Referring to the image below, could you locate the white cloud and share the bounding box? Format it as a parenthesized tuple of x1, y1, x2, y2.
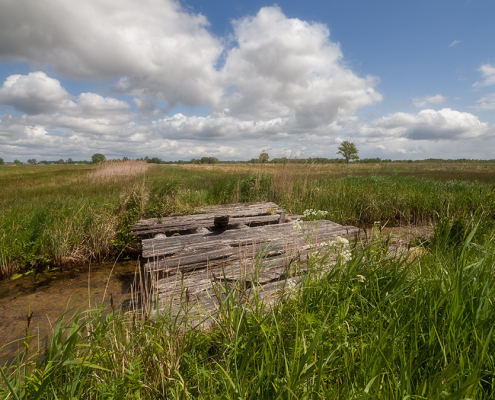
(357, 108, 491, 141)
(0, 0, 223, 108)
(471, 92, 495, 111)
(220, 7, 382, 128)
(0, 72, 71, 114)
(411, 94, 446, 108)
(473, 64, 495, 88)
(0, 3, 494, 161)
(448, 40, 462, 48)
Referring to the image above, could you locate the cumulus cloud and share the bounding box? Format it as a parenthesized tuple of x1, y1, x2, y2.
(411, 94, 446, 108)
(357, 108, 491, 141)
(220, 7, 382, 128)
(0, 0, 223, 108)
(472, 64, 495, 88)
(1, 2, 493, 161)
(0, 72, 71, 114)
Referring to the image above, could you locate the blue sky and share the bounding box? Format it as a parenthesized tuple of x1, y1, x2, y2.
(0, 0, 494, 161)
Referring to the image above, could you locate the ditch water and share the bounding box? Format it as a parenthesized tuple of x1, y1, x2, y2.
(0, 261, 138, 365)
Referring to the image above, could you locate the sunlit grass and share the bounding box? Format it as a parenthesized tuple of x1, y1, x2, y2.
(1, 211, 494, 398)
(1, 162, 495, 276)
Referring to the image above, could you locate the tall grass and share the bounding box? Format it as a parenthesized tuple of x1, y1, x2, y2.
(1, 162, 494, 276)
(2, 211, 495, 398)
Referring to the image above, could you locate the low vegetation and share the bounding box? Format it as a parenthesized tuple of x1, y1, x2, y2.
(1, 160, 495, 397)
(1, 161, 495, 277)
(1, 208, 495, 398)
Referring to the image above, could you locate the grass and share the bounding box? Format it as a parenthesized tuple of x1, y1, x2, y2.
(1, 161, 495, 276)
(1, 161, 495, 397)
(1, 210, 495, 398)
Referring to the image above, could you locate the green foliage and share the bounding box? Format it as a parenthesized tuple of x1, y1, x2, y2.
(2, 220, 495, 398)
(91, 153, 106, 164)
(200, 156, 219, 164)
(0, 158, 3, 165)
(2, 163, 495, 276)
(259, 150, 269, 163)
(337, 140, 359, 164)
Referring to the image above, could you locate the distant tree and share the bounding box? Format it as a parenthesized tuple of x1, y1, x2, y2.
(27, 159, 37, 164)
(66, 158, 73, 164)
(200, 156, 209, 164)
(259, 151, 269, 163)
(0, 158, 4, 165)
(149, 157, 161, 164)
(337, 141, 359, 165)
(208, 157, 219, 164)
(13, 159, 21, 164)
(91, 153, 106, 164)
(122, 156, 129, 162)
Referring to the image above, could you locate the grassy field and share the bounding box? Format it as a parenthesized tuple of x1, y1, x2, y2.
(1, 161, 495, 398)
(1, 161, 494, 276)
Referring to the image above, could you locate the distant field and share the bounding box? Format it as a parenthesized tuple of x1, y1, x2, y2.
(1, 161, 494, 276)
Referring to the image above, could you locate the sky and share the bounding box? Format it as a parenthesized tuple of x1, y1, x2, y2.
(0, 0, 494, 162)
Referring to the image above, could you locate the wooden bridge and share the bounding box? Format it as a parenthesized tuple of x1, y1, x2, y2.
(131, 202, 359, 326)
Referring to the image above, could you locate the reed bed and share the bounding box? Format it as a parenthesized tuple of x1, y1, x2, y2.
(88, 160, 152, 181)
(1, 211, 495, 398)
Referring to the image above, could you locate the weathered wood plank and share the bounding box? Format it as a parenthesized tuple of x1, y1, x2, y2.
(142, 220, 345, 254)
(143, 221, 357, 260)
(133, 202, 283, 228)
(132, 214, 283, 236)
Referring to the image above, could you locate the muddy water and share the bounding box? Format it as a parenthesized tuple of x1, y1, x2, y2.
(0, 261, 139, 364)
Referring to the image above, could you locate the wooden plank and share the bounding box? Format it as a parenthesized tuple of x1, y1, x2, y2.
(131, 214, 283, 236)
(142, 220, 344, 252)
(143, 221, 356, 259)
(144, 222, 357, 275)
(133, 202, 283, 228)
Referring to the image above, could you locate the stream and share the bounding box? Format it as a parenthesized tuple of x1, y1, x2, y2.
(0, 261, 138, 365)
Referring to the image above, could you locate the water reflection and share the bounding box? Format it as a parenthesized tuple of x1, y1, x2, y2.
(0, 261, 138, 365)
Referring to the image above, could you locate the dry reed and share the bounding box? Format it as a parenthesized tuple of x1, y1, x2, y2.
(88, 160, 151, 181)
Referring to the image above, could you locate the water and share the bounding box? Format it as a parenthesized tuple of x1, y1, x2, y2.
(0, 261, 138, 365)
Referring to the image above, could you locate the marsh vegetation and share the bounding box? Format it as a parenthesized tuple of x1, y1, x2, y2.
(1, 161, 495, 398)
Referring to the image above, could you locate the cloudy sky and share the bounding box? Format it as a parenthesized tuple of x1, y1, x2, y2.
(0, 0, 494, 161)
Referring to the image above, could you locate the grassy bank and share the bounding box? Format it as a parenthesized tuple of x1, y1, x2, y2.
(1, 211, 495, 398)
(1, 162, 495, 276)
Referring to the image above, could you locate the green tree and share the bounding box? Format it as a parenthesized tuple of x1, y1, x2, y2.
(27, 159, 37, 164)
(337, 141, 359, 165)
(0, 158, 4, 165)
(13, 159, 21, 164)
(122, 157, 129, 162)
(259, 150, 269, 163)
(91, 153, 106, 164)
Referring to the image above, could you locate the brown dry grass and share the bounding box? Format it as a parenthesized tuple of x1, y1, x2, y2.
(88, 160, 152, 181)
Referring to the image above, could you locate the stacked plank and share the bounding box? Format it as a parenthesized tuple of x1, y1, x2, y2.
(133, 202, 359, 325)
(130, 202, 286, 238)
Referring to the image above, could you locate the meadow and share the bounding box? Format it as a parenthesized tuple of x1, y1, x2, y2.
(1, 161, 494, 276)
(1, 161, 495, 398)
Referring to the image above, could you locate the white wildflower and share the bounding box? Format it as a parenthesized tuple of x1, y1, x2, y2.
(341, 250, 352, 262)
(292, 218, 302, 232)
(357, 275, 366, 282)
(335, 236, 349, 246)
